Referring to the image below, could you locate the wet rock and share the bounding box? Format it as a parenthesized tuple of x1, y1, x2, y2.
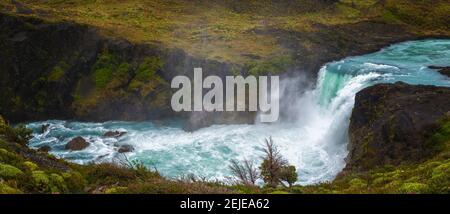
(118, 145, 134, 153)
(37, 145, 51, 153)
(65, 137, 90, 151)
(429, 66, 450, 77)
(104, 131, 127, 138)
(184, 111, 256, 132)
(40, 124, 50, 134)
(346, 82, 450, 173)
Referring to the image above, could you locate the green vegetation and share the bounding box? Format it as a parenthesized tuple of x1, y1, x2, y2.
(246, 55, 294, 76)
(128, 56, 168, 97)
(0, 116, 32, 146)
(92, 50, 121, 89)
(71, 49, 170, 118)
(48, 61, 69, 82)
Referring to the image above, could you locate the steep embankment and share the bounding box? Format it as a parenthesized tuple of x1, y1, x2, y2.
(346, 82, 450, 172)
(0, 13, 237, 124)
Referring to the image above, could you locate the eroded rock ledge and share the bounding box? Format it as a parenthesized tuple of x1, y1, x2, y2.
(345, 82, 450, 173)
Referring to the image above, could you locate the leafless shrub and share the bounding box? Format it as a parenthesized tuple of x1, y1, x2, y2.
(229, 159, 259, 185)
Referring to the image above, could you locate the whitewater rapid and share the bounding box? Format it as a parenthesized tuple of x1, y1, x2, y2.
(27, 39, 450, 185)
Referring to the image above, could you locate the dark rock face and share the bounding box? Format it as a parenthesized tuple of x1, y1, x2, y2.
(429, 66, 450, 77)
(37, 145, 51, 153)
(346, 82, 450, 172)
(104, 131, 127, 138)
(118, 144, 134, 153)
(65, 137, 90, 151)
(40, 124, 50, 134)
(0, 13, 242, 126)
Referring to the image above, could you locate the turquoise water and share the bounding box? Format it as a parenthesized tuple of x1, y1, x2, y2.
(27, 39, 450, 185)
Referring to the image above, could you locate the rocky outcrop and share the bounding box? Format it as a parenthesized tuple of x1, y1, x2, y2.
(118, 145, 134, 153)
(37, 145, 51, 153)
(429, 66, 450, 77)
(104, 131, 127, 138)
(65, 137, 89, 151)
(346, 82, 450, 172)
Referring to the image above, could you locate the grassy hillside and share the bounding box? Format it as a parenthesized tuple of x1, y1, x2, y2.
(1, 0, 449, 64)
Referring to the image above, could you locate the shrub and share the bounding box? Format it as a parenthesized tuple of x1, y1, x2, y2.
(0, 182, 21, 194)
(0, 124, 32, 146)
(31, 170, 50, 191)
(398, 182, 428, 194)
(229, 159, 258, 186)
(62, 172, 86, 193)
(23, 161, 38, 171)
(85, 163, 137, 185)
(0, 163, 24, 179)
(279, 165, 298, 187)
(259, 137, 298, 188)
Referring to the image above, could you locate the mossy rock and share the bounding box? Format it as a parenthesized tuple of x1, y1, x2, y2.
(23, 161, 38, 171)
(62, 171, 86, 193)
(47, 61, 69, 82)
(372, 176, 393, 187)
(349, 178, 367, 189)
(428, 161, 450, 192)
(104, 186, 128, 194)
(128, 56, 167, 97)
(269, 190, 290, 194)
(0, 163, 24, 179)
(398, 182, 428, 194)
(0, 182, 21, 194)
(32, 170, 50, 190)
(49, 173, 68, 193)
(91, 50, 121, 89)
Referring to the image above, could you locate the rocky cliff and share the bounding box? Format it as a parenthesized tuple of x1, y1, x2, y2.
(0, 13, 238, 125)
(346, 82, 450, 172)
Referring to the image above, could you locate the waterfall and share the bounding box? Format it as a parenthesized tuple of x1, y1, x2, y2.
(27, 39, 450, 185)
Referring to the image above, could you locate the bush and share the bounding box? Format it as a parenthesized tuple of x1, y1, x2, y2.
(0, 163, 24, 179)
(0, 182, 21, 194)
(259, 137, 298, 187)
(279, 165, 298, 187)
(85, 163, 137, 185)
(0, 123, 32, 146)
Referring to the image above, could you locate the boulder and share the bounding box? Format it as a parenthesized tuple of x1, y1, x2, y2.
(118, 144, 134, 153)
(40, 124, 50, 134)
(429, 66, 450, 77)
(65, 137, 89, 151)
(104, 131, 127, 138)
(38, 145, 51, 153)
(346, 82, 450, 172)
